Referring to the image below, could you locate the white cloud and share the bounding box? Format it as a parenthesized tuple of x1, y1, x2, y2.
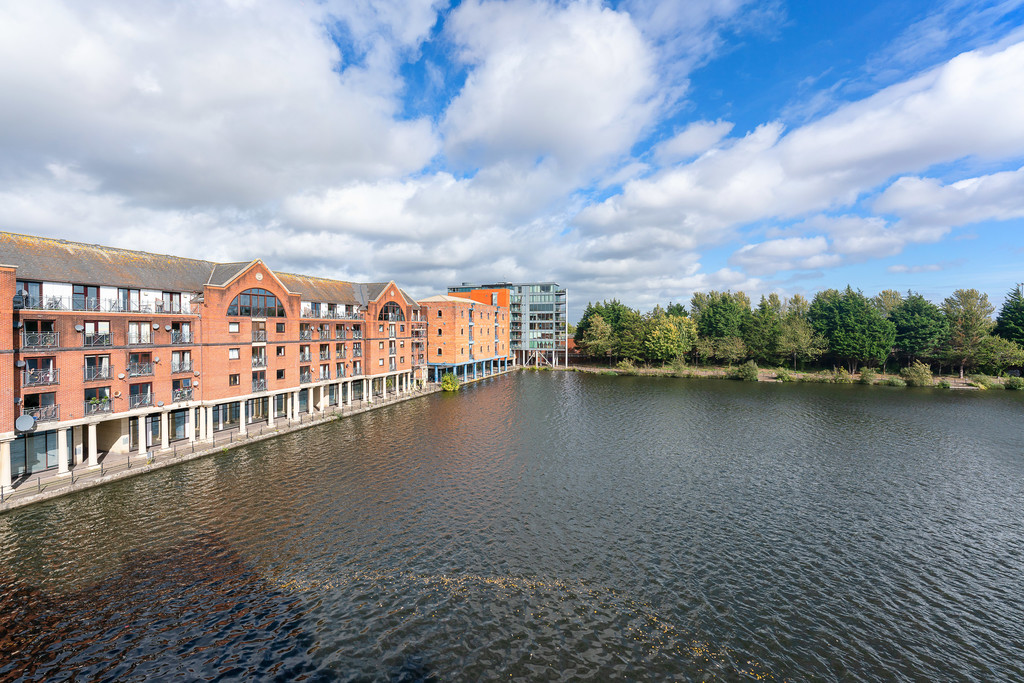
(653, 120, 734, 163)
(875, 165, 1024, 229)
(729, 236, 839, 275)
(442, 0, 659, 175)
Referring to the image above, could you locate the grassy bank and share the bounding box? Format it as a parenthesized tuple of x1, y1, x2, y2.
(531, 363, 1023, 391)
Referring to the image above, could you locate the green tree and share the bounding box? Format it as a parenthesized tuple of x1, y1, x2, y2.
(441, 372, 459, 392)
(978, 334, 1024, 375)
(716, 336, 748, 366)
(615, 309, 646, 363)
(785, 293, 810, 319)
(670, 314, 698, 357)
(695, 337, 715, 366)
(666, 302, 687, 317)
(696, 291, 750, 340)
(778, 314, 827, 370)
(993, 283, 1024, 346)
(581, 314, 615, 365)
(872, 289, 903, 317)
(744, 295, 783, 365)
(643, 313, 686, 364)
(808, 286, 895, 372)
(889, 292, 946, 365)
(942, 288, 995, 378)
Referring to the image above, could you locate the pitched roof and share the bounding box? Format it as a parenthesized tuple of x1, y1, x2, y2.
(275, 272, 361, 305)
(418, 294, 473, 304)
(207, 262, 254, 287)
(0, 232, 216, 291)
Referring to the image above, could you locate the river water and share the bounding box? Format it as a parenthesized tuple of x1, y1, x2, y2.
(2, 371, 1023, 681)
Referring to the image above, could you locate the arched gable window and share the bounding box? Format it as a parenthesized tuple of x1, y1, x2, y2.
(227, 288, 286, 317)
(378, 301, 405, 321)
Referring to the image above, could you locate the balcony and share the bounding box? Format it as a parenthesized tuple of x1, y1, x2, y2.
(129, 393, 153, 409)
(21, 331, 59, 349)
(319, 352, 330, 361)
(352, 331, 363, 339)
(127, 362, 154, 377)
(298, 352, 312, 363)
(300, 372, 313, 384)
(84, 399, 112, 416)
(84, 365, 114, 382)
(252, 330, 267, 343)
(318, 371, 331, 381)
(252, 379, 267, 393)
(24, 405, 60, 422)
(105, 299, 152, 313)
(251, 357, 267, 369)
(72, 297, 102, 312)
(172, 388, 193, 403)
(301, 309, 363, 320)
(83, 333, 112, 347)
(128, 334, 153, 345)
(299, 330, 313, 341)
(171, 331, 193, 344)
(22, 368, 59, 387)
(172, 361, 193, 373)
(154, 301, 186, 314)
(389, 361, 397, 372)
(352, 350, 362, 358)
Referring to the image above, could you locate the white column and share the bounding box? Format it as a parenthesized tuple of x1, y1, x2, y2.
(72, 425, 83, 464)
(293, 391, 301, 420)
(188, 409, 196, 442)
(308, 390, 315, 415)
(206, 406, 215, 440)
(160, 411, 169, 449)
(57, 427, 69, 474)
(346, 381, 352, 406)
(239, 402, 247, 434)
(87, 423, 99, 467)
(268, 395, 276, 427)
(1, 439, 12, 490)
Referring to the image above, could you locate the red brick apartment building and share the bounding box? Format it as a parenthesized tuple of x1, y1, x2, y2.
(0, 232, 429, 487)
(417, 294, 512, 382)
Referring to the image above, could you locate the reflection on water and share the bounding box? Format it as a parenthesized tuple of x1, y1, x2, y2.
(1, 372, 1023, 680)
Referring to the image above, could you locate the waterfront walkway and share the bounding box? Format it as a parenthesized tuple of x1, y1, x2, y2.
(1, 381, 459, 513)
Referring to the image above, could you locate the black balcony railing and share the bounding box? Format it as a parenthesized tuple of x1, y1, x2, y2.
(299, 330, 313, 341)
(22, 369, 59, 387)
(84, 399, 112, 416)
(127, 362, 154, 377)
(24, 405, 60, 422)
(83, 333, 112, 347)
(84, 365, 114, 381)
(171, 331, 193, 344)
(21, 331, 59, 348)
(129, 393, 153, 409)
(252, 379, 267, 393)
(172, 388, 193, 403)
(251, 357, 267, 369)
(171, 361, 193, 373)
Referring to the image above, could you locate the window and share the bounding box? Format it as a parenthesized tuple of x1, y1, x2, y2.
(17, 280, 43, 308)
(84, 355, 111, 381)
(400, 356, 405, 363)
(73, 284, 100, 311)
(277, 369, 285, 379)
(229, 322, 239, 333)
(400, 325, 405, 332)
(378, 358, 384, 366)
(277, 346, 285, 356)
(128, 322, 152, 345)
(83, 320, 111, 347)
(171, 350, 192, 373)
(227, 288, 286, 317)
(378, 341, 384, 350)
(437, 328, 442, 336)
(229, 374, 239, 386)
(228, 348, 240, 360)
(378, 302, 405, 321)
(378, 323, 384, 333)
(276, 322, 285, 333)
(437, 347, 442, 355)
(117, 288, 141, 312)
(160, 292, 182, 313)
(437, 310, 442, 318)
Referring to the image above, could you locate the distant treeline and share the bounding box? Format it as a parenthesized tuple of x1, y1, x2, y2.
(574, 285, 1024, 378)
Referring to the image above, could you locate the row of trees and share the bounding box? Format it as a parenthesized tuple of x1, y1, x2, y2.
(574, 284, 1024, 377)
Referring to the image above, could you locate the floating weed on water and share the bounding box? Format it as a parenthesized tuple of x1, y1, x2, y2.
(272, 570, 779, 680)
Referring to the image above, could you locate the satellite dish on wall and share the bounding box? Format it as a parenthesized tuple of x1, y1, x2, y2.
(157, 401, 165, 407)
(153, 357, 160, 363)
(15, 415, 35, 432)
(152, 323, 160, 329)
(75, 324, 85, 332)
(165, 325, 172, 331)
(14, 360, 26, 368)
(114, 391, 121, 398)
(118, 373, 126, 379)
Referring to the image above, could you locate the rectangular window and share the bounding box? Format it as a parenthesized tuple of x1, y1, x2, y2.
(229, 322, 239, 333)
(277, 369, 285, 380)
(228, 348, 240, 360)
(128, 322, 152, 345)
(276, 346, 285, 356)
(277, 322, 285, 333)
(117, 288, 141, 312)
(73, 284, 100, 311)
(83, 320, 111, 347)
(160, 291, 182, 313)
(378, 358, 384, 366)
(229, 374, 239, 386)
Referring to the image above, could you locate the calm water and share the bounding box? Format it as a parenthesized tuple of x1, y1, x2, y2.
(2, 372, 1024, 681)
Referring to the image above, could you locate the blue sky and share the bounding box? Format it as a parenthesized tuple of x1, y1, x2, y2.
(1, 0, 1022, 321)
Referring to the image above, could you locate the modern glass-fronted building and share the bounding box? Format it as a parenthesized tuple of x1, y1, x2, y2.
(448, 282, 568, 366)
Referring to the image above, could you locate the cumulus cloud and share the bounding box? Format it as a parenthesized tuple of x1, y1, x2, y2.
(729, 236, 839, 276)
(653, 120, 735, 163)
(875, 165, 1024, 229)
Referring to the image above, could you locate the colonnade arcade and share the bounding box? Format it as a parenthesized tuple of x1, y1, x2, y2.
(0, 369, 416, 489)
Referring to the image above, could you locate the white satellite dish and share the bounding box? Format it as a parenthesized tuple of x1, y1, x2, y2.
(15, 415, 35, 432)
